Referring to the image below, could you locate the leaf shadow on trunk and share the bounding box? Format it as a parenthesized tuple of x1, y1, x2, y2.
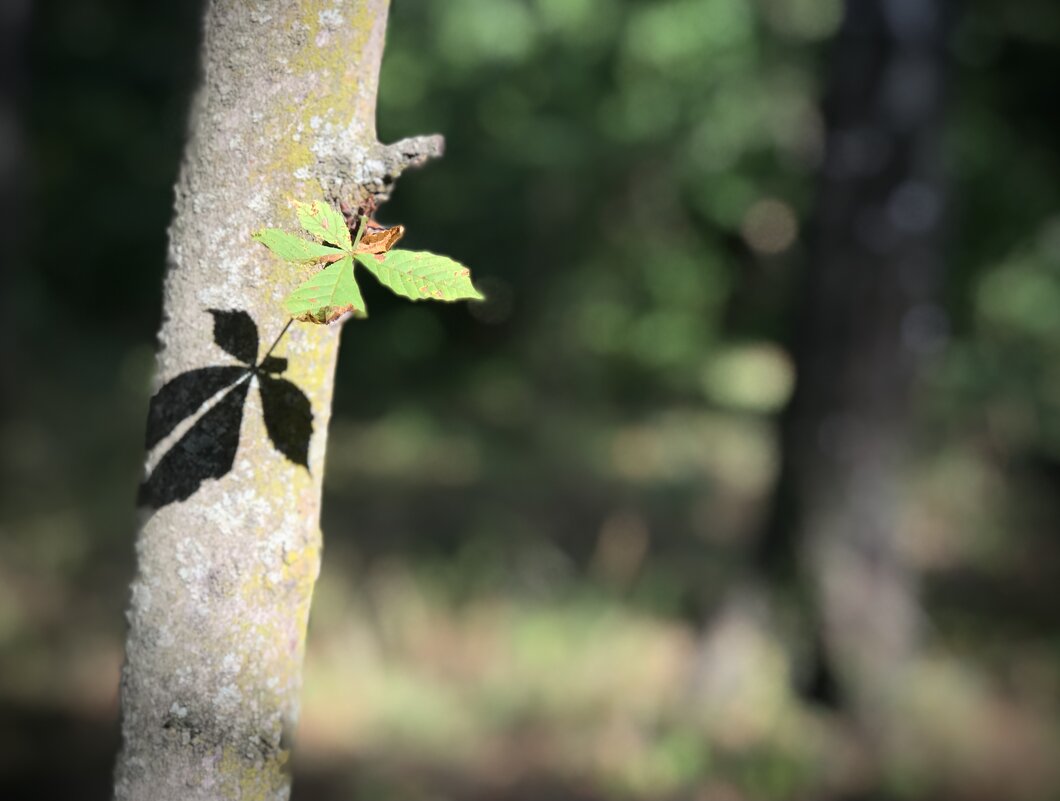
(139, 378, 251, 509)
(138, 310, 313, 511)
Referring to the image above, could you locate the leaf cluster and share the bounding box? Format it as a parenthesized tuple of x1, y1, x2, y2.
(254, 201, 483, 324)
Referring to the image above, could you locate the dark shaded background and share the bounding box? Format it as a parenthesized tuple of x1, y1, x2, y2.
(2, 1, 1059, 799)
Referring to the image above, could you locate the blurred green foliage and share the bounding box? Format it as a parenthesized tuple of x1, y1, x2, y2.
(4, 0, 1060, 799)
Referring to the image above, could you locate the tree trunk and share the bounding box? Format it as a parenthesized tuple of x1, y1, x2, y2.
(0, 0, 29, 420)
(759, 0, 950, 717)
(114, 2, 440, 798)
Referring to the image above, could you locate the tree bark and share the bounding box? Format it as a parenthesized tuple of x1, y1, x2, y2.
(0, 0, 29, 420)
(114, 2, 440, 798)
(759, 0, 950, 716)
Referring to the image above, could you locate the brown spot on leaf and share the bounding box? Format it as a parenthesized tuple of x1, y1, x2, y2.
(296, 303, 356, 325)
(355, 222, 405, 257)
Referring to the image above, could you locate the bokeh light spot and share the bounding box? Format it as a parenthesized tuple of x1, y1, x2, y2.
(740, 198, 799, 255)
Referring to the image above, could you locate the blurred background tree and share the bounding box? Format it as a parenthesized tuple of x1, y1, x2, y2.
(761, 0, 949, 724)
(2, 0, 1059, 799)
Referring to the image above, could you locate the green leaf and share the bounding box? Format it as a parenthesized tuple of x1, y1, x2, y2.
(295, 200, 352, 251)
(355, 250, 485, 303)
(283, 255, 366, 323)
(252, 228, 345, 262)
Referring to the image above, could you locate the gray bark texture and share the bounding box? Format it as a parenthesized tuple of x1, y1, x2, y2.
(114, 2, 440, 798)
(761, 0, 950, 720)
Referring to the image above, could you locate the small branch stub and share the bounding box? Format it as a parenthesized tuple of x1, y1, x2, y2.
(323, 133, 445, 211)
(365, 134, 446, 203)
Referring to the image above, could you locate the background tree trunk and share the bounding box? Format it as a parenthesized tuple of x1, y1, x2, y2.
(113, 2, 439, 798)
(0, 0, 29, 422)
(760, 0, 951, 717)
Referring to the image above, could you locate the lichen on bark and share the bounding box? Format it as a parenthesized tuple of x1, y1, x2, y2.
(114, 2, 440, 798)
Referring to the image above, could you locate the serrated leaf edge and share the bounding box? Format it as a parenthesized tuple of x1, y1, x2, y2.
(354, 249, 485, 302)
(293, 200, 353, 251)
(282, 255, 367, 324)
(252, 228, 347, 263)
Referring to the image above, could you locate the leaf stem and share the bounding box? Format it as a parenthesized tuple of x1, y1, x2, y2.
(261, 318, 294, 363)
(351, 215, 368, 251)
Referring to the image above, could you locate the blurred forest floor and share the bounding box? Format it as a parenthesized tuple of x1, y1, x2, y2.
(2, 336, 1057, 801)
